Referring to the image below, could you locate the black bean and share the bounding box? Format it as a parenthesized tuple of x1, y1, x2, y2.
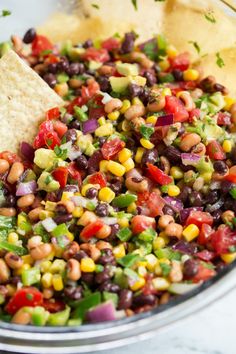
(199, 77, 215, 93)
(109, 223, 120, 238)
(213, 161, 228, 175)
(95, 203, 109, 217)
(69, 119, 81, 130)
(125, 137, 135, 150)
(178, 186, 191, 203)
(162, 205, 176, 217)
(64, 129, 77, 144)
(139, 87, 150, 105)
(97, 76, 111, 92)
(189, 191, 203, 207)
(230, 147, 236, 164)
(55, 204, 67, 214)
(23, 28, 36, 44)
(48, 63, 58, 74)
(128, 83, 143, 99)
(66, 63, 84, 76)
(163, 146, 181, 164)
(64, 285, 83, 300)
(118, 289, 133, 310)
(172, 69, 183, 81)
(87, 150, 103, 174)
(83, 39, 93, 48)
(64, 185, 79, 193)
(213, 83, 226, 93)
(183, 259, 199, 279)
(205, 190, 218, 204)
(81, 272, 94, 286)
(57, 57, 69, 72)
(95, 267, 111, 284)
(221, 180, 233, 194)
(98, 281, 120, 293)
(86, 188, 98, 199)
(110, 179, 123, 195)
(97, 249, 116, 265)
(4, 194, 16, 207)
(76, 155, 88, 170)
(43, 73, 57, 88)
(132, 294, 156, 308)
(143, 71, 157, 86)
(120, 32, 136, 54)
(212, 209, 222, 225)
(141, 149, 158, 166)
(53, 213, 73, 224)
(74, 250, 88, 261)
(10, 276, 21, 285)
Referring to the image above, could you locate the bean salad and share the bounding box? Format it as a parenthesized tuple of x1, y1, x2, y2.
(0, 28, 236, 326)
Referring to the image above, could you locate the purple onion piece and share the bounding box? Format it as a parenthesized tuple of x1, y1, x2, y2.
(156, 114, 174, 127)
(163, 196, 183, 212)
(172, 240, 198, 255)
(16, 180, 37, 196)
(86, 301, 116, 323)
(181, 153, 201, 166)
(20, 142, 35, 162)
(179, 207, 203, 224)
(82, 118, 99, 134)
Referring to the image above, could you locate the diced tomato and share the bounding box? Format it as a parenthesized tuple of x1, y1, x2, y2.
(206, 140, 225, 160)
(67, 96, 84, 114)
(169, 52, 190, 71)
(150, 126, 169, 144)
(31, 35, 53, 56)
(165, 96, 189, 123)
(67, 81, 100, 113)
(137, 191, 165, 217)
(80, 220, 104, 240)
(88, 172, 107, 188)
(101, 138, 125, 160)
(186, 211, 213, 228)
(224, 166, 236, 183)
(46, 107, 60, 120)
(189, 108, 201, 122)
(5, 287, 43, 315)
(196, 250, 215, 261)
(217, 112, 231, 126)
(82, 47, 110, 63)
(89, 95, 105, 120)
(42, 299, 65, 313)
(67, 162, 82, 186)
(198, 223, 213, 245)
(0, 151, 21, 164)
(45, 131, 61, 150)
(192, 264, 216, 283)
(131, 215, 156, 235)
(102, 37, 120, 51)
(52, 167, 68, 188)
(33, 121, 54, 149)
(45, 54, 60, 64)
(53, 121, 68, 138)
(211, 226, 236, 255)
(146, 163, 172, 185)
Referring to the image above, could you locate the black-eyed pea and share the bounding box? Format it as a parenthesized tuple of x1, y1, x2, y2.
(124, 104, 145, 121)
(221, 210, 235, 223)
(96, 224, 111, 239)
(30, 243, 53, 260)
(96, 241, 113, 250)
(67, 259, 81, 281)
(7, 162, 24, 184)
(0, 208, 16, 217)
(158, 215, 174, 229)
(0, 159, 10, 174)
(11, 308, 32, 325)
(27, 236, 42, 250)
(43, 287, 54, 299)
(179, 133, 201, 152)
(169, 260, 183, 282)
(165, 223, 183, 239)
(28, 207, 43, 222)
(104, 98, 122, 114)
(0, 259, 10, 284)
(17, 194, 35, 208)
(147, 96, 165, 112)
(5, 252, 23, 269)
(178, 91, 195, 111)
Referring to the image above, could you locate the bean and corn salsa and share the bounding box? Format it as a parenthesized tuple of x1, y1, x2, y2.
(0, 28, 236, 326)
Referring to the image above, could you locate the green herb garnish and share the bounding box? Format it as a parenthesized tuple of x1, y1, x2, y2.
(216, 52, 225, 68)
(160, 263, 171, 277)
(91, 3, 99, 9)
(188, 41, 200, 54)
(140, 125, 154, 139)
(131, 0, 138, 10)
(54, 145, 68, 160)
(1, 10, 11, 17)
(204, 11, 216, 23)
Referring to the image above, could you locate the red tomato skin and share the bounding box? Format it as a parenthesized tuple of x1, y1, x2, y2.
(165, 96, 189, 123)
(186, 211, 213, 228)
(169, 52, 190, 71)
(224, 166, 236, 183)
(80, 220, 104, 239)
(189, 108, 201, 122)
(206, 140, 225, 160)
(146, 163, 172, 185)
(53, 121, 68, 138)
(67, 162, 82, 186)
(196, 250, 215, 261)
(46, 107, 60, 120)
(101, 138, 125, 160)
(217, 112, 231, 126)
(131, 215, 156, 235)
(45, 131, 61, 150)
(198, 223, 213, 245)
(89, 172, 107, 188)
(82, 48, 110, 63)
(211, 226, 236, 255)
(52, 167, 68, 188)
(137, 192, 165, 217)
(67, 81, 100, 114)
(6, 287, 43, 315)
(102, 37, 120, 51)
(42, 299, 65, 313)
(192, 264, 216, 283)
(31, 35, 53, 56)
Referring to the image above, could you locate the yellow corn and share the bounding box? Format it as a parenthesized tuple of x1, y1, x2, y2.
(78, 211, 97, 226)
(107, 160, 126, 177)
(95, 123, 114, 137)
(159, 59, 170, 71)
(140, 138, 154, 149)
(98, 187, 115, 203)
(146, 115, 157, 125)
(99, 160, 109, 173)
(135, 147, 145, 164)
(162, 88, 172, 96)
(118, 148, 132, 163)
(41, 272, 53, 288)
(138, 266, 147, 277)
(14, 264, 31, 276)
(167, 185, 180, 197)
(39, 210, 54, 220)
(40, 260, 52, 273)
(72, 206, 84, 218)
(159, 258, 171, 265)
(221, 252, 236, 264)
(50, 259, 66, 274)
(61, 192, 74, 203)
(45, 201, 57, 211)
(166, 45, 178, 58)
(170, 166, 184, 179)
(154, 263, 162, 276)
(145, 254, 158, 272)
(152, 277, 170, 291)
(123, 158, 135, 172)
(81, 183, 96, 197)
(222, 140, 232, 153)
(127, 202, 137, 214)
(132, 97, 143, 106)
(183, 69, 199, 81)
(224, 96, 235, 111)
(201, 171, 213, 183)
(153, 236, 165, 250)
(52, 274, 64, 291)
(183, 224, 199, 242)
(80, 258, 96, 272)
(67, 231, 74, 242)
(98, 116, 106, 126)
(130, 276, 145, 291)
(8, 232, 19, 244)
(120, 99, 131, 114)
(108, 111, 120, 121)
(117, 217, 129, 228)
(113, 244, 126, 259)
(121, 120, 131, 132)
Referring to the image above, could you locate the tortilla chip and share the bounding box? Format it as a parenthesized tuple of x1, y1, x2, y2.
(0, 50, 63, 152)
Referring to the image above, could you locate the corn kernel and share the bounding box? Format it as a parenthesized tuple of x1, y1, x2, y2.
(40, 260, 52, 273)
(113, 244, 126, 259)
(183, 224, 199, 242)
(95, 123, 114, 137)
(45, 201, 57, 211)
(161, 88, 172, 96)
(61, 192, 74, 203)
(81, 183, 96, 197)
(159, 59, 170, 71)
(153, 236, 165, 250)
(8, 232, 18, 244)
(72, 206, 84, 218)
(98, 116, 106, 126)
(201, 171, 213, 183)
(50, 259, 67, 274)
(154, 263, 162, 276)
(21, 255, 34, 266)
(98, 187, 115, 203)
(167, 185, 180, 197)
(166, 45, 178, 58)
(81, 258, 96, 272)
(152, 277, 170, 291)
(127, 202, 137, 214)
(118, 148, 132, 163)
(170, 166, 184, 179)
(14, 264, 31, 276)
(121, 120, 131, 132)
(108, 111, 120, 121)
(221, 252, 236, 264)
(78, 211, 97, 226)
(140, 138, 154, 149)
(224, 96, 235, 111)
(120, 99, 131, 114)
(132, 97, 143, 106)
(67, 231, 74, 242)
(145, 254, 158, 272)
(52, 274, 64, 291)
(146, 115, 158, 125)
(137, 260, 148, 267)
(222, 140, 232, 153)
(138, 266, 147, 277)
(123, 158, 135, 172)
(159, 258, 171, 265)
(117, 217, 129, 228)
(107, 161, 126, 177)
(135, 147, 145, 164)
(183, 69, 199, 81)
(41, 272, 53, 288)
(130, 276, 145, 291)
(39, 210, 54, 220)
(99, 160, 109, 172)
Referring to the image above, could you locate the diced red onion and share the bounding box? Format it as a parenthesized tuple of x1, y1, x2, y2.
(67, 147, 81, 161)
(100, 91, 112, 104)
(100, 217, 118, 225)
(82, 119, 99, 134)
(72, 196, 98, 208)
(42, 217, 57, 232)
(163, 196, 183, 212)
(181, 153, 201, 166)
(179, 207, 203, 224)
(209, 181, 221, 190)
(16, 180, 37, 196)
(172, 241, 198, 255)
(156, 114, 174, 127)
(86, 301, 116, 323)
(20, 142, 35, 162)
(206, 198, 224, 213)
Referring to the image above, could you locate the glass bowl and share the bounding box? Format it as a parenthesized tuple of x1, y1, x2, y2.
(0, 1, 236, 352)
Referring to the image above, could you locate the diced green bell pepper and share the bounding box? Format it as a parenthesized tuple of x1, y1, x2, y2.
(72, 293, 101, 320)
(31, 306, 49, 326)
(112, 194, 137, 208)
(51, 223, 68, 237)
(0, 241, 27, 256)
(47, 306, 70, 326)
(117, 253, 141, 268)
(22, 267, 41, 286)
(117, 227, 132, 242)
(74, 106, 88, 122)
(138, 228, 156, 242)
(230, 187, 236, 199)
(67, 318, 82, 326)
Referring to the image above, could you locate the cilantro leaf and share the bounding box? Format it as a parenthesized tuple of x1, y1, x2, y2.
(188, 41, 200, 54)
(143, 41, 157, 61)
(140, 124, 154, 139)
(131, 0, 138, 10)
(91, 3, 99, 9)
(1, 10, 11, 17)
(160, 263, 171, 277)
(204, 11, 216, 23)
(54, 145, 68, 160)
(216, 52, 225, 68)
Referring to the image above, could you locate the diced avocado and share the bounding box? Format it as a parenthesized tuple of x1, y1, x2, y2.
(37, 172, 60, 192)
(34, 149, 56, 169)
(109, 76, 130, 93)
(196, 156, 214, 182)
(131, 75, 147, 87)
(60, 40, 72, 56)
(203, 122, 225, 142)
(47, 306, 70, 326)
(88, 60, 102, 70)
(208, 92, 225, 112)
(116, 62, 139, 76)
(68, 47, 85, 61)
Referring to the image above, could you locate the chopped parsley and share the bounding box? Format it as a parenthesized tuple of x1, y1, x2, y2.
(54, 145, 68, 160)
(40, 49, 53, 56)
(140, 124, 154, 139)
(216, 52, 225, 68)
(131, 0, 138, 10)
(0, 10, 11, 17)
(91, 3, 99, 9)
(143, 41, 157, 61)
(45, 175, 53, 185)
(188, 41, 201, 54)
(204, 11, 216, 23)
